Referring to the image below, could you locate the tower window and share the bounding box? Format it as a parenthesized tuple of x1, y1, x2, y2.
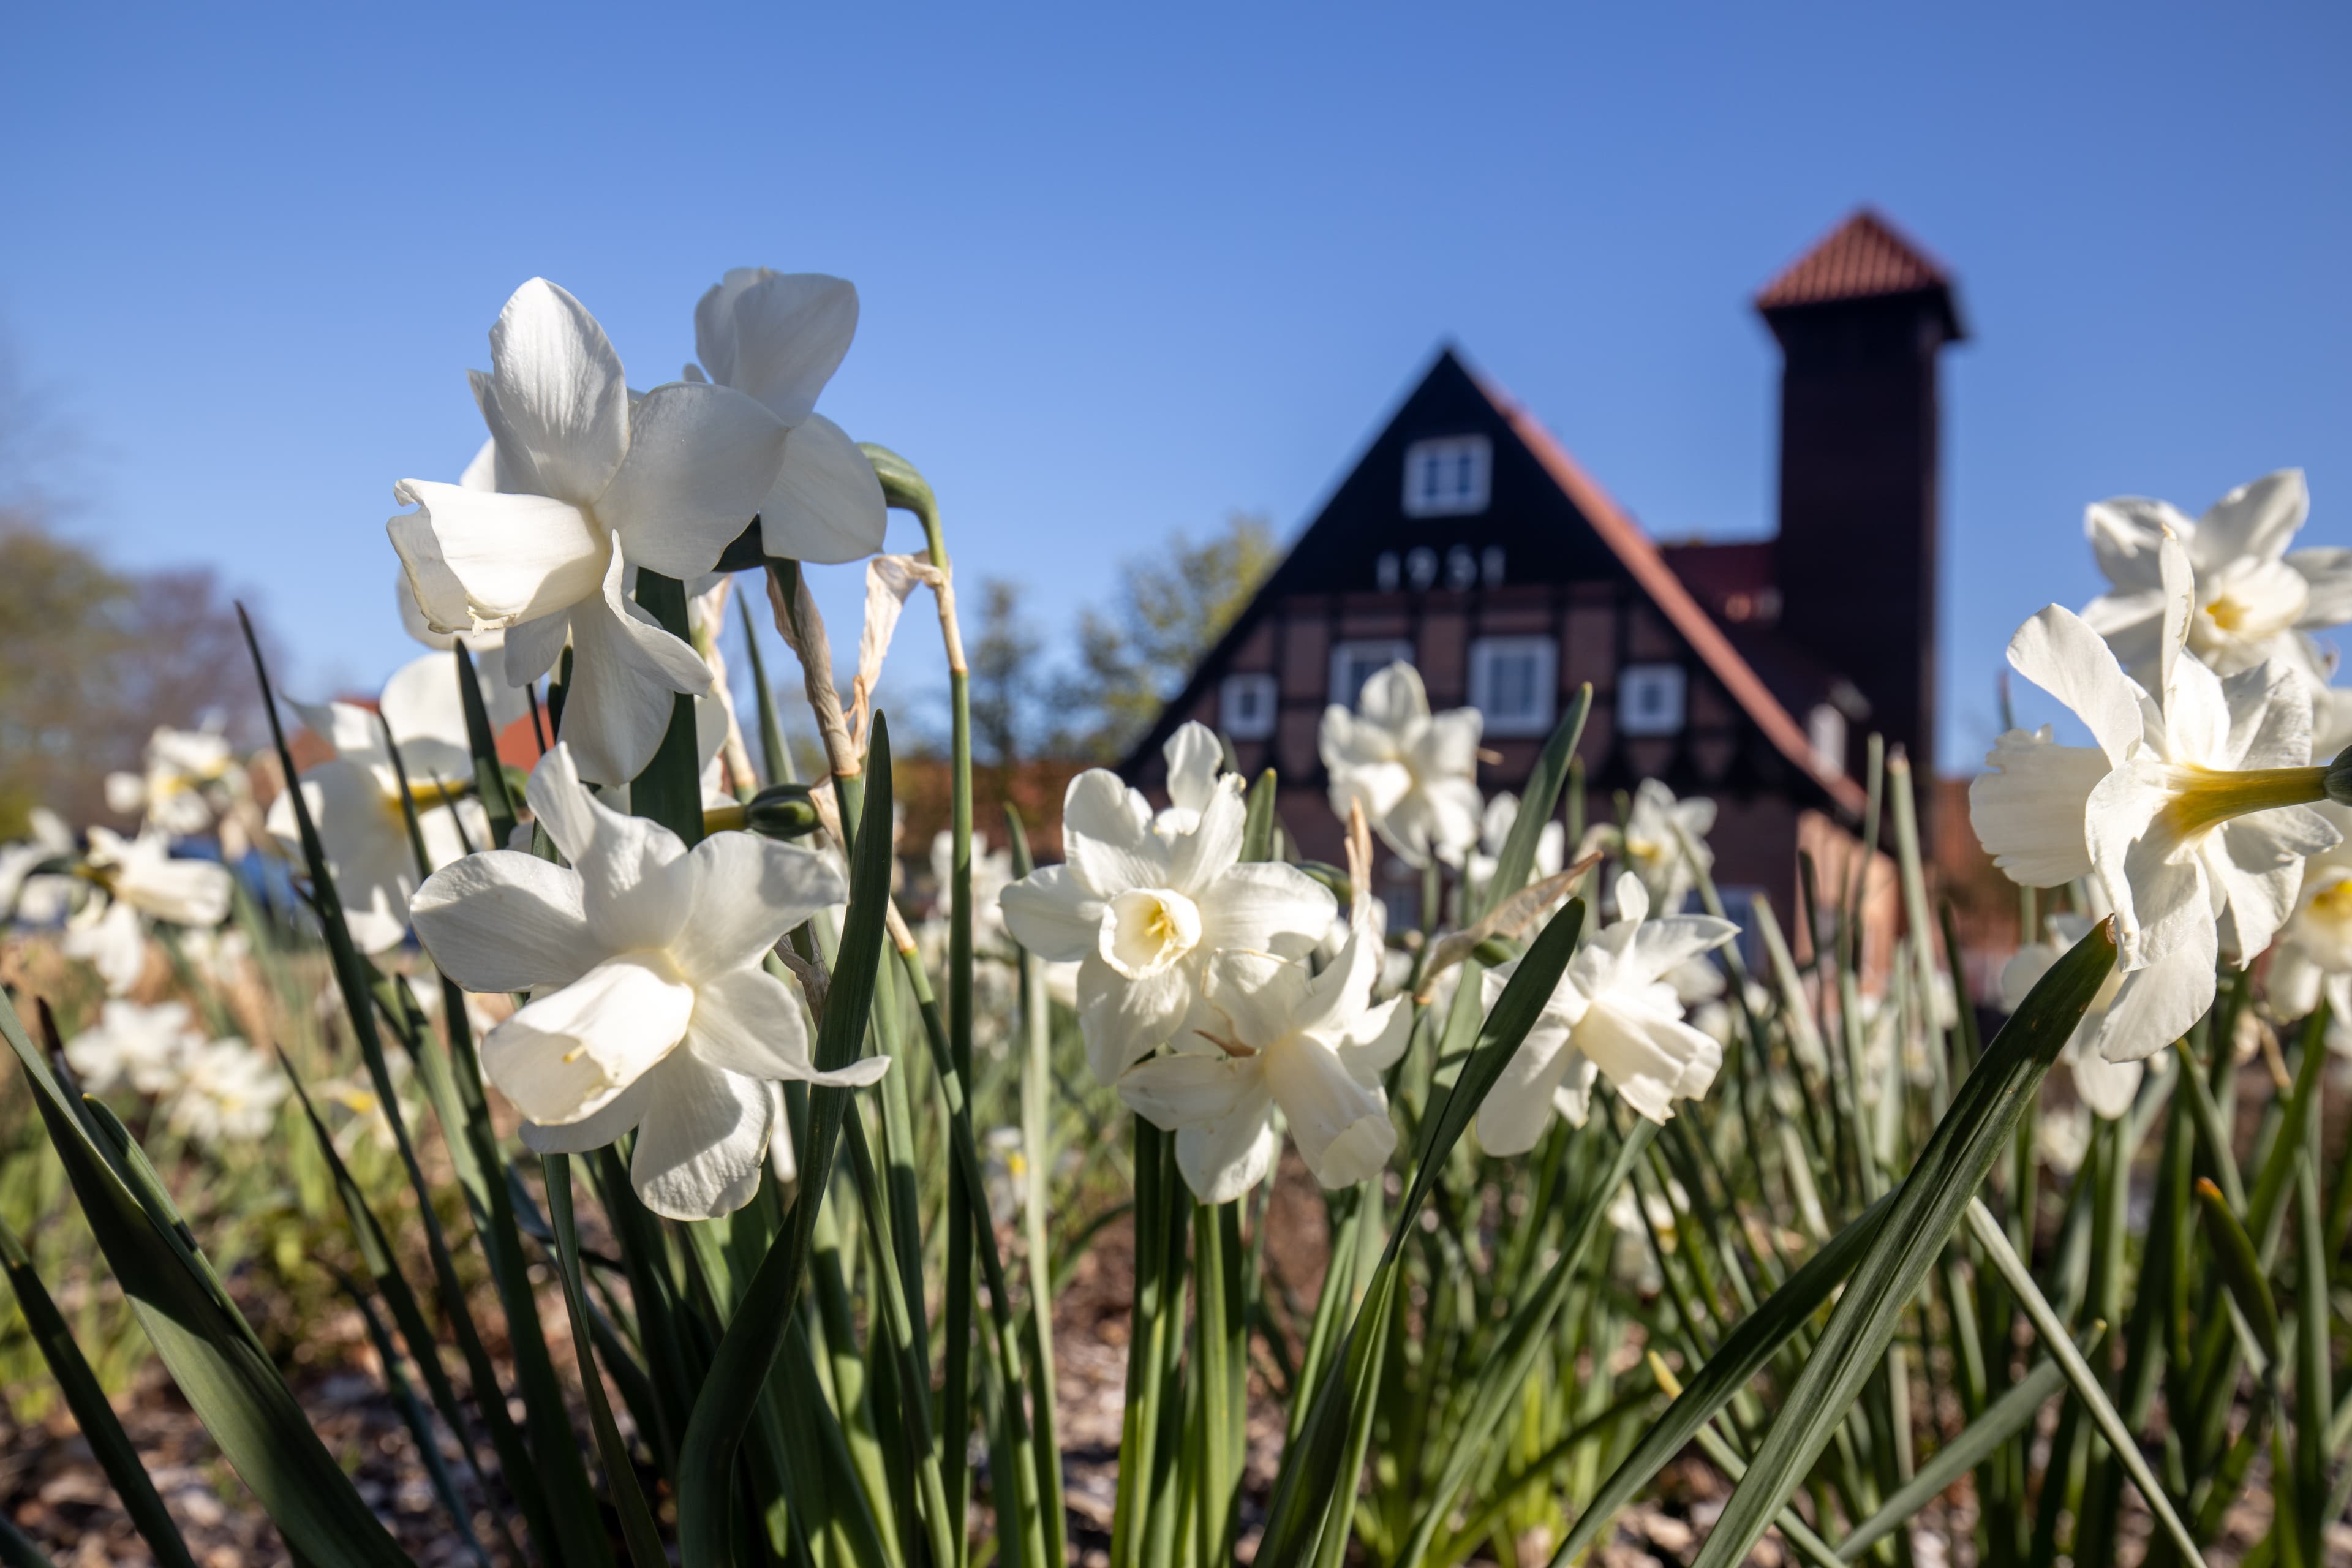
(1401, 435, 1492, 518)
(1618, 663, 1687, 737)
(1469, 636, 1557, 737)
(1221, 673, 1279, 741)
(1330, 640, 1415, 710)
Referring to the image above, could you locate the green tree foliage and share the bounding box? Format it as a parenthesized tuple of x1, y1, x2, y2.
(0, 499, 273, 836)
(1060, 510, 1278, 761)
(970, 576, 1044, 778)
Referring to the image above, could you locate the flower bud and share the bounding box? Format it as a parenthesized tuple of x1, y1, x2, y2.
(2325, 744, 2352, 807)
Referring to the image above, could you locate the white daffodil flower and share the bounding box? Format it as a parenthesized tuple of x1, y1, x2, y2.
(1605, 779, 1716, 915)
(63, 827, 234, 995)
(265, 653, 497, 956)
(1475, 873, 1736, 1156)
(62, 899, 149, 995)
(1462, 791, 1566, 903)
(687, 269, 887, 564)
(168, 1038, 287, 1143)
(1117, 910, 1410, 1202)
(1972, 537, 2339, 1060)
(0, 808, 74, 922)
(2264, 801, 2352, 1055)
(2037, 1102, 2094, 1177)
(389, 279, 790, 786)
(105, 723, 236, 837)
(932, 827, 1016, 950)
(1321, 663, 1483, 869)
(411, 744, 883, 1221)
(2000, 910, 2145, 1119)
(64, 1000, 203, 1096)
(2082, 469, 2352, 687)
(997, 722, 1336, 1082)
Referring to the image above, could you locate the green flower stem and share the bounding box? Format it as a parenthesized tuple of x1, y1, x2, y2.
(1006, 807, 1069, 1566)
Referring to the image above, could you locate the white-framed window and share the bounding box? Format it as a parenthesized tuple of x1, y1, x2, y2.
(1406, 546, 1439, 589)
(1375, 551, 1401, 591)
(1618, 663, 1687, 736)
(1480, 545, 1506, 587)
(1402, 435, 1492, 518)
(1469, 636, 1557, 737)
(1807, 702, 1847, 777)
(1220, 673, 1279, 741)
(1446, 545, 1478, 590)
(1330, 639, 1415, 710)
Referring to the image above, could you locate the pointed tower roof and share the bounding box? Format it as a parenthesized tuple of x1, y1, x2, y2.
(1755, 208, 1965, 339)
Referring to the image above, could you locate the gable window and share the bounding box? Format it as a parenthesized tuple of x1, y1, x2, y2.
(1469, 636, 1556, 737)
(1807, 702, 1848, 778)
(1330, 639, 1414, 710)
(1221, 673, 1279, 741)
(1618, 663, 1687, 737)
(1401, 435, 1491, 518)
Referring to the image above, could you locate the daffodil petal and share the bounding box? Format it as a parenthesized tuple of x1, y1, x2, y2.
(482, 956, 696, 1126)
(603, 382, 788, 579)
(389, 482, 607, 633)
(411, 849, 593, 993)
(998, 864, 1102, 963)
(629, 1054, 774, 1221)
(479, 278, 630, 508)
(756, 413, 887, 565)
(673, 831, 845, 982)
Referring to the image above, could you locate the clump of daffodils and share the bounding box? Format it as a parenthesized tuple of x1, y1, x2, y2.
(998, 722, 1336, 1086)
(1476, 872, 1736, 1153)
(1972, 530, 2343, 1063)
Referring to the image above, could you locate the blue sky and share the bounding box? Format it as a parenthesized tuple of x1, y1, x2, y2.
(4, 2, 2346, 769)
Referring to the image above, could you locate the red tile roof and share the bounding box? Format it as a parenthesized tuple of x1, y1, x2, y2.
(1755, 209, 1951, 311)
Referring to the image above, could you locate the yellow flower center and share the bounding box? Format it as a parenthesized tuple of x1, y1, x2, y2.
(2310, 878, 2352, 925)
(377, 778, 472, 830)
(2202, 594, 2252, 635)
(2157, 764, 2330, 841)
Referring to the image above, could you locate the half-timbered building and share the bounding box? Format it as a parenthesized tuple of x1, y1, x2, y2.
(1120, 209, 1964, 930)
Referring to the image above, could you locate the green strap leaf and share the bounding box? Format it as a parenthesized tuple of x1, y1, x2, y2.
(1547, 1186, 1899, 1565)
(2, 1005, 413, 1567)
(1687, 916, 2117, 1568)
(1259, 897, 1588, 1562)
(545, 1155, 669, 1568)
(677, 712, 899, 1568)
(246, 605, 597, 1567)
(1477, 684, 1592, 919)
(1398, 1115, 1656, 1568)
(1964, 1199, 2205, 1564)
(450, 637, 519, 849)
(1837, 1332, 2091, 1561)
(0, 1214, 198, 1568)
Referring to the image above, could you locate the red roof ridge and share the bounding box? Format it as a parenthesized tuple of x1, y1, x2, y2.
(1755, 208, 1951, 312)
(1471, 370, 1868, 815)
